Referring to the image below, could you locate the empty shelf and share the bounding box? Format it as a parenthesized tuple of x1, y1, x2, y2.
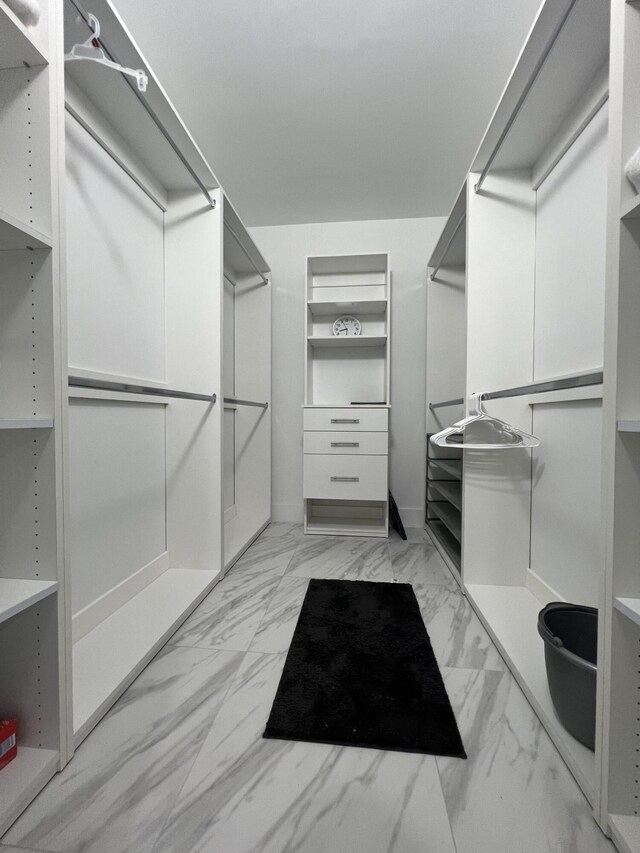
(428, 501, 461, 541)
(0, 418, 53, 430)
(465, 583, 595, 804)
(431, 480, 462, 511)
(425, 520, 461, 574)
(305, 514, 387, 537)
(614, 597, 640, 627)
(73, 567, 220, 745)
(618, 421, 640, 433)
(307, 335, 387, 348)
(609, 814, 640, 853)
(0, 209, 52, 251)
(0, 3, 48, 69)
(430, 458, 462, 479)
(621, 193, 640, 221)
(0, 746, 58, 836)
(307, 299, 388, 316)
(0, 578, 57, 625)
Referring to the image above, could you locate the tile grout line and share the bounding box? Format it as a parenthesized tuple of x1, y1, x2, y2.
(148, 647, 250, 853)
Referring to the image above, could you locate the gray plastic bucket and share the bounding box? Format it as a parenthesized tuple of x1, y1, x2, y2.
(537, 602, 597, 751)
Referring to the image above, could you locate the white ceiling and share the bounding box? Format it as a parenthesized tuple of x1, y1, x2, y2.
(111, 0, 543, 226)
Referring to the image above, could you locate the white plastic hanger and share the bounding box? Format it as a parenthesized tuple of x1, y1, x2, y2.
(430, 393, 540, 449)
(65, 14, 148, 92)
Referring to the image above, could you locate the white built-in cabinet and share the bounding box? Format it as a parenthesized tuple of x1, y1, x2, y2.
(303, 254, 390, 536)
(426, 1, 640, 849)
(0, 0, 67, 832)
(0, 0, 271, 833)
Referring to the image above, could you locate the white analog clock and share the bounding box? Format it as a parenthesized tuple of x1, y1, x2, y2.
(332, 316, 361, 337)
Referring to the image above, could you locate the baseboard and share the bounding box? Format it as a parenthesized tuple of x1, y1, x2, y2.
(272, 502, 304, 523)
(526, 568, 564, 606)
(72, 551, 171, 642)
(397, 507, 424, 528)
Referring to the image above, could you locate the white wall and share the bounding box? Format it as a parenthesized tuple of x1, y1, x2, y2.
(250, 217, 444, 527)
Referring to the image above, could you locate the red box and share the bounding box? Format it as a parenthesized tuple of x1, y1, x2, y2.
(0, 719, 17, 771)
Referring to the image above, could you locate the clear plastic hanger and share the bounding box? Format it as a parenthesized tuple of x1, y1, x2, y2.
(64, 13, 148, 92)
(430, 393, 540, 449)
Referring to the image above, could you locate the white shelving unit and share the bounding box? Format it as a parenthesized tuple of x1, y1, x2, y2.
(0, 579, 58, 626)
(426, 181, 467, 578)
(0, 0, 67, 836)
(601, 2, 640, 848)
(303, 253, 390, 536)
(426, 0, 613, 833)
(222, 197, 271, 570)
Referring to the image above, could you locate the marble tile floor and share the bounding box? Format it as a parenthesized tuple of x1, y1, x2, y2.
(2, 524, 614, 853)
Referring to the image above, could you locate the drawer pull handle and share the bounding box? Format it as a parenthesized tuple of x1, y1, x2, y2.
(331, 442, 360, 447)
(331, 418, 360, 424)
(331, 476, 360, 482)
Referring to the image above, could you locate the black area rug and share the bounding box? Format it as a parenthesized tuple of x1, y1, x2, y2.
(263, 579, 466, 757)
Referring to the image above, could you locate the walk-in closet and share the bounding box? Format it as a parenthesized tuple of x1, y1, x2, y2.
(0, 0, 638, 851)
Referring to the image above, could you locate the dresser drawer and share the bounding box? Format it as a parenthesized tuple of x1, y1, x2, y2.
(303, 407, 388, 432)
(303, 454, 388, 500)
(303, 431, 388, 455)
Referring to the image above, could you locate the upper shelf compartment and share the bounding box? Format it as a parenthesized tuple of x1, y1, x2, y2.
(307, 253, 389, 303)
(0, 0, 48, 68)
(470, 0, 609, 185)
(63, 0, 219, 196)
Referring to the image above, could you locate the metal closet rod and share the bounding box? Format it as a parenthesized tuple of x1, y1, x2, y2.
(429, 213, 466, 281)
(429, 370, 603, 410)
(429, 397, 464, 410)
(473, 0, 578, 194)
(66, 0, 217, 210)
(224, 397, 269, 409)
(224, 221, 269, 286)
(481, 370, 603, 401)
(69, 375, 216, 403)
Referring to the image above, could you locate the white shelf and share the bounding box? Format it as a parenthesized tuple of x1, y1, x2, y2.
(430, 458, 462, 479)
(618, 421, 640, 433)
(307, 335, 387, 349)
(431, 480, 462, 511)
(609, 814, 640, 853)
(614, 597, 640, 627)
(0, 2, 48, 70)
(72, 567, 220, 745)
(465, 583, 596, 804)
(305, 514, 388, 537)
(0, 747, 58, 836)
(0, 578, 57, 625)
(429, 501, 461, 541)
(307, 299, 388, 316)
(0, 209, 52, 251)
(0, 419, 53, 430)
(621, 192, 640, 221)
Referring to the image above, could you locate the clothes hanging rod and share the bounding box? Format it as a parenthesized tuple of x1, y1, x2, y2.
(429, 397, 465, 410)
(66, 0, 217, 210)
(481, 370, 603, 402)
(429, 371, 603, 410)
(429, 214, 466, 280)
(224, 221, 269, 286)
(224, 397, 269, 409)
(473, 0, 578, 194)
(223, 273, 236, 288)
(69, 375, 216, 403)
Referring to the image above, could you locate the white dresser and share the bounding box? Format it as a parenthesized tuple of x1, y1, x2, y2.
(303, 253, 390, 536)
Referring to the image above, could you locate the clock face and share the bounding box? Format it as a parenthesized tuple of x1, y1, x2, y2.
(332, 316, 361, 337)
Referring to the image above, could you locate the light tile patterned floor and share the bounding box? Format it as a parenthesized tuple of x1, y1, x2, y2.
(2, 524, 615, 853)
